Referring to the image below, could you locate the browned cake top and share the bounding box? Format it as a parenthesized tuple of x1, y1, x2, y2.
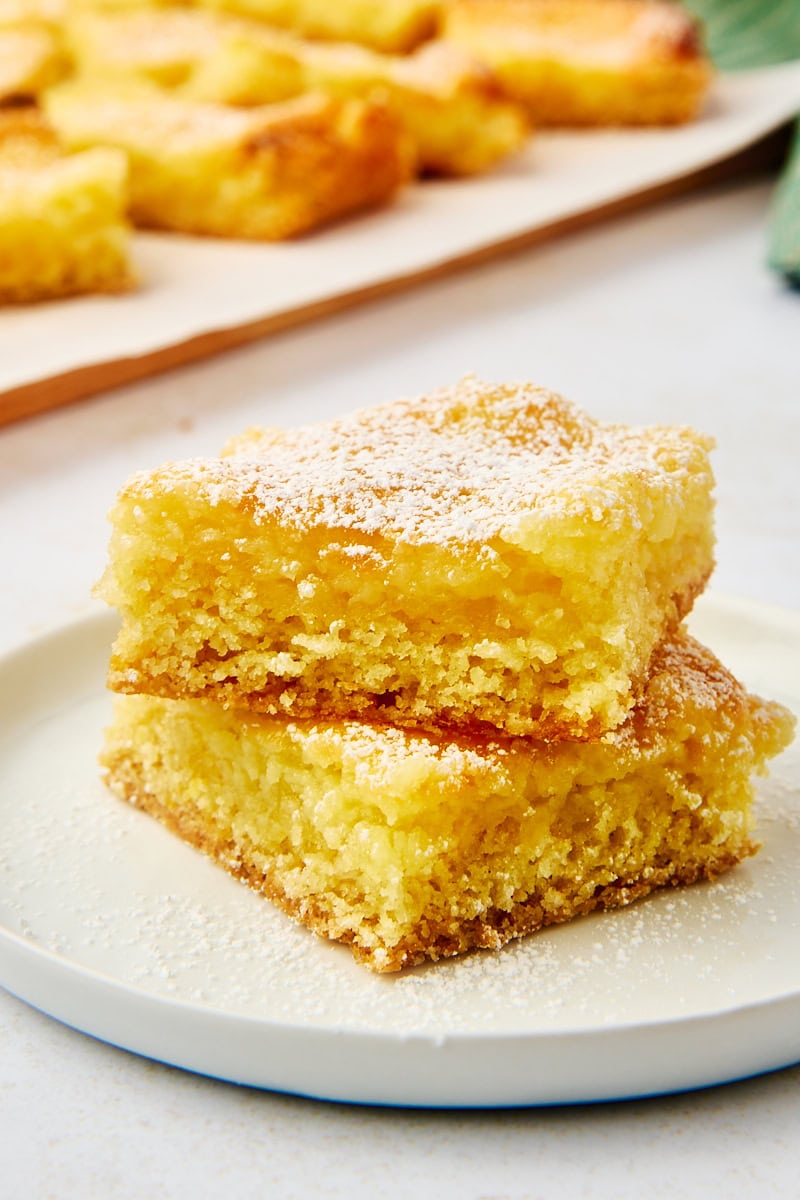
(626, 634, 795, 758)
(619, 633, 748, 751)
(47, 81, 369, 153)
(389, 39, 511, 100)
(121, 377, 713, 548)
(447, 0, 706, 62)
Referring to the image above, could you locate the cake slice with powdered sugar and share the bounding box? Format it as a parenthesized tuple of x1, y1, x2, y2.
(99, 376, 715, 740)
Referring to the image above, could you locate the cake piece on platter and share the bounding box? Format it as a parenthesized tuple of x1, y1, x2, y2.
(0, 108, 132, 303)
(44, 81, 413, 239)
(278, 36, 530, 176)
(441, 0, 713, 126)
(99, 377, 716, 739)
(66, 8, 529, 176)
(101, 632, 795, 972)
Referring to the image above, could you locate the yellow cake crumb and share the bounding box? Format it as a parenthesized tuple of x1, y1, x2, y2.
(101, 632, 795, 971)
(0, 108, 133, 303)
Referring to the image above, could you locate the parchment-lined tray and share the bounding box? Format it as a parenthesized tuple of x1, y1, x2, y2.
(3, 60, 800, 427)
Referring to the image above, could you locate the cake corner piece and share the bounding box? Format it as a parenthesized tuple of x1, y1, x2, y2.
(441, 0, 714, 127)
(44, 80, 414, 240)
(0, 106, 133, 303)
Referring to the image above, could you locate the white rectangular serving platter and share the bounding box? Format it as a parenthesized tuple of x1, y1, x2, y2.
(2, 61, 800, 422)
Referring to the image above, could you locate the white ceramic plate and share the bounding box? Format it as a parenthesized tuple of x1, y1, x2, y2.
(0, 593, 798, 1107)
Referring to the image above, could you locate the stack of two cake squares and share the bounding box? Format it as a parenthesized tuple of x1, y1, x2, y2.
(100, 378, 794, 972)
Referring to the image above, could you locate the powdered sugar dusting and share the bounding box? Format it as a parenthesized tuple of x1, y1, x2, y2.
(120, 378, 712, 547)
(291, 714, 508, 781)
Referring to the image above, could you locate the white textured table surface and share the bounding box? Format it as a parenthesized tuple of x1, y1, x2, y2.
(2, 173, 799, 1198)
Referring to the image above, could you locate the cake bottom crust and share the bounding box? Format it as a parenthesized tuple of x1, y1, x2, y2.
(106, 756, 755, 973)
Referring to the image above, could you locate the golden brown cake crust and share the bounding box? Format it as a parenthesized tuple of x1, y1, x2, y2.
(445, 0, 707, 60)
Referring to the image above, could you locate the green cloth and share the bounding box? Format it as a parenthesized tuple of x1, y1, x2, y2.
(683, 0, 800, 281)
(684, 0, 800, 71)
(767, 123, 800, 282)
